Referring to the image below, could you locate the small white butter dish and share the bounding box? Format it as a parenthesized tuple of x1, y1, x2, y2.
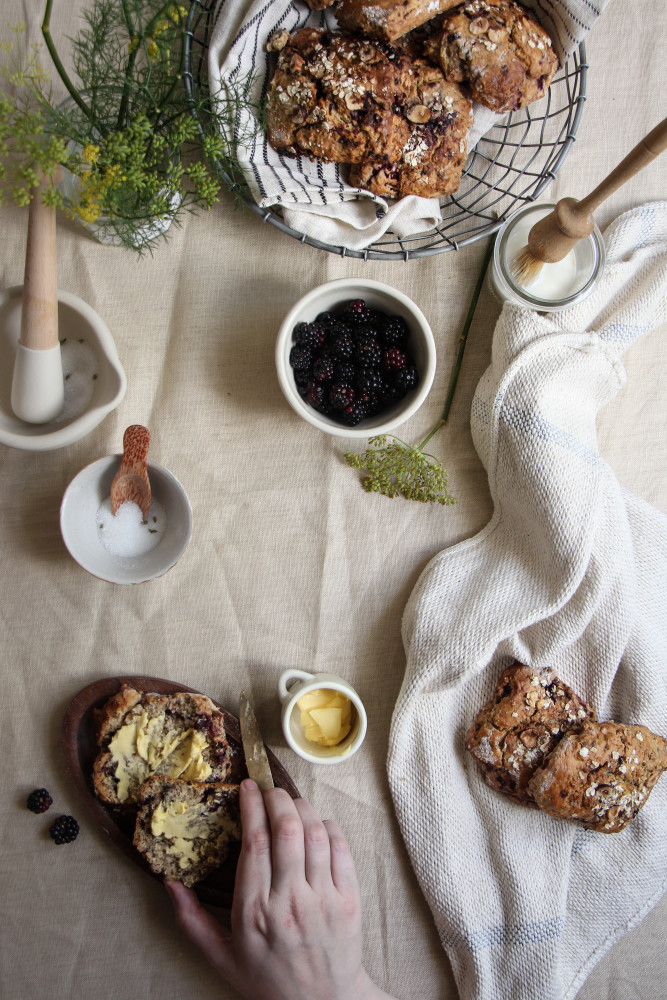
(278, 668, 367, 765)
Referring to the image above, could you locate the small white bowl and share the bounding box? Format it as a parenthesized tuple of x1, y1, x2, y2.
(276, 278, 436, 438)
(60, 456, 192, 584)
(278, 668, 367, 765)
(0, 286, 126, 451)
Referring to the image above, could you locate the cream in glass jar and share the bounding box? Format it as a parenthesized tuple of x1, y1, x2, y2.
(490, 201, 605, 312)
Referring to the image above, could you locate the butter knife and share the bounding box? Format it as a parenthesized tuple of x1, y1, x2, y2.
(239, 691, 275, 792)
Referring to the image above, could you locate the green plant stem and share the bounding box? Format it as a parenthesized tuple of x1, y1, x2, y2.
(117, 0, 139, 129)
(417, 235, 495, 451)
(42, 0, 95, 125)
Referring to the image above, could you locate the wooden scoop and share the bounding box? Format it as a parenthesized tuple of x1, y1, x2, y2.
(110, 425, 152, 519)
(10, 171, 65, 423)
(512, 117, 667, 286)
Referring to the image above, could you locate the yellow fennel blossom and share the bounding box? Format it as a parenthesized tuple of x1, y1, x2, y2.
(82, 143, 100, 165)
(145, 38, 159, 62)
(169, 6, 187, 22)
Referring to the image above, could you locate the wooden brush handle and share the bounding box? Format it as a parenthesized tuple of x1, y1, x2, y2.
(20, 173, 59, 351)
(552, 118, 667, 242)
(579, 117, 667, 215)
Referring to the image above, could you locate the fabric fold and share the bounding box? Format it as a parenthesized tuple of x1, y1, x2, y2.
(388, 201, 667, 1000)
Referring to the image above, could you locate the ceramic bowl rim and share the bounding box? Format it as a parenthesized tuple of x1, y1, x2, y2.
(275, 278, 436, 439)
(60, 455, 192, 584)
(0, 286, 126, 451)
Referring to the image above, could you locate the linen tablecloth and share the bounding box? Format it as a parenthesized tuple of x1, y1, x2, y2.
(1, 2, 665, 999)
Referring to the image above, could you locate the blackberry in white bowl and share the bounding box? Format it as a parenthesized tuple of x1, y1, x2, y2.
(276, 279, 436, 438)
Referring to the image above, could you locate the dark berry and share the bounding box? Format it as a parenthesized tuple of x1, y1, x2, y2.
(356, 369, 385, 395)
(330, 333, 355, 360)
(394, 365, 419, 394)
(295, 322, 327, 350)
(352, 322, 381, 342)
(354, 338, 382, 368)
(26, 788, 53, 814)
(381, 315, 409, 347)
(329, 383, 355, 410)
(289, 344, 313, 371)
(315, 311, 336, 328)
(342, 299, 373, 322)
(312, 357, 335, 383)
(342, 400, 369, 426)
(335, 362, 356, 383)
(384, 347, 408, 371)
(49, 815, 79, 845)
(306, 382, 326, 409)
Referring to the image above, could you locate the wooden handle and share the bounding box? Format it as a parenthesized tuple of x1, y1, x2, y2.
(579, 117, 667, 215)
(118, 424, 151, 477)
(20, 175, 59, 351)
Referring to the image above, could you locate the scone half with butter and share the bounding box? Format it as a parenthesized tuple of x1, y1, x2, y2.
(93, 685, 232, 808)
(133, 775, 241, 887)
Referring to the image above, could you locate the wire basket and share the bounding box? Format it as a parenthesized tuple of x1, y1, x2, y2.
(184, 0, 587, 261)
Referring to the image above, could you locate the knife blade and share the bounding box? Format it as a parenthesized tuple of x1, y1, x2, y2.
(239, 691, 275, 792)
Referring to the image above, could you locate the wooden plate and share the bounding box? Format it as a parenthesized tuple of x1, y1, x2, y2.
(62, 675, 300, 907)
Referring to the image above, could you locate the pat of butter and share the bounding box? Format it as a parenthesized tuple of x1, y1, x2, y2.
(297, 688, 352, 747)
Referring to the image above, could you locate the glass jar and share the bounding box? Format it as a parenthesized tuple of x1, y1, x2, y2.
(490, 201, 605, 312)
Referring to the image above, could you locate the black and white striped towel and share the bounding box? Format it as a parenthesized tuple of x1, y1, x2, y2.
(208, 0, 612, 252)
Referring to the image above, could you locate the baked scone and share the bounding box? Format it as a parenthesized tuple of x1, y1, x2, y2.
(334, 0, 461, 44)
(133, 776, 241, 887)
(528, 720, 667, 833)
(93, 685, 232, 807)
(465, 663, 596, 806)
(266, 27, 411, 163)
(349, 59, 472, 198)
(424, 0, 559, 112)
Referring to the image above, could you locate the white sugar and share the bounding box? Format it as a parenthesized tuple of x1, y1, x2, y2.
(96, 497, 167, 557)
(55, 338, 99, 423)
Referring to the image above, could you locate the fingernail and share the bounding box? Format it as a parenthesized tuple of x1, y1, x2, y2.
(241, 778, 258, 791)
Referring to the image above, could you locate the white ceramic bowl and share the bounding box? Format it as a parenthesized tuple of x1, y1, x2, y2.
(0, 286, 126, 451)
(278, 668, 367, 765)
(60, 456, 192, 584)
(275, 278, 436, 438)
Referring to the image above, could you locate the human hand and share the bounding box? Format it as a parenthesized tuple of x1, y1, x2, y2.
(165, 779, 396, 1000)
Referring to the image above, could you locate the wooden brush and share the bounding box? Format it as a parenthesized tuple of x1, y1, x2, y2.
(512, 117, 667, 287)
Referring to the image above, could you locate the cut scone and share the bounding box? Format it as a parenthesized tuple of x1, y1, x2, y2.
(528, 720, 667, 832)
(133, 776, 241, 887)
(465, 663, 596, 806)
(93, 685, 232, 808)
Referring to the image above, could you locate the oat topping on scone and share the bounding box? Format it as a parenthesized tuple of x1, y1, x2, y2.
(528, 720, 667, 832)
(424, 0, 558, 112)
(349, 58, 472, 198)
(266, 28, 412, 164)
(465, 663, 597, 806)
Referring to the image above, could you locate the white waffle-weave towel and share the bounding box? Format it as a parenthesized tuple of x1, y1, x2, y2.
(388, 201, 667, 1000)
(207, 0, 612, 252)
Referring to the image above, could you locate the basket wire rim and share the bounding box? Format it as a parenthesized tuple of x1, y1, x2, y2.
(183, 0, 588, 261)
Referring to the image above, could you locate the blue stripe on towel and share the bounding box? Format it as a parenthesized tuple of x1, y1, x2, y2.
(443, 915, 565, 953)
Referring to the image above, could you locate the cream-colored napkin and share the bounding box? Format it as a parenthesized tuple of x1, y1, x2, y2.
(207, 0, 612, 252)
(388, 201, 667, 1000)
